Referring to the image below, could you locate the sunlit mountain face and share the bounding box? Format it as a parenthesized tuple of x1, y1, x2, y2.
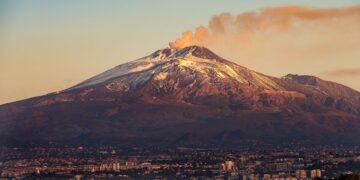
(0, 46, 359, 147)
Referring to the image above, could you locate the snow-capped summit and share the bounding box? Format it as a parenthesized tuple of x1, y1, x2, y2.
(150, 45, 225, 60)
(70, 46, 283, 91)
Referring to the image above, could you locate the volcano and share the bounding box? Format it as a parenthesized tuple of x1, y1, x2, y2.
(0, 46, 360, 147)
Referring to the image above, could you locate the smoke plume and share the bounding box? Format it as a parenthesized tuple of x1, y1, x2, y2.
(169, 5, 360, 91)
(169, 5, 360, 49)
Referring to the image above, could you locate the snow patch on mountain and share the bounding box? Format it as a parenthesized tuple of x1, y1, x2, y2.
(69, 46, 284, 91)
(128, 63, 154, 73)
(154, 72, 168, 81)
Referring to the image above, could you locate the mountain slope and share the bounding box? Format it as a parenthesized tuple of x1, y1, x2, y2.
(70, 46, 283, 91)
(0, 46, 359, 147)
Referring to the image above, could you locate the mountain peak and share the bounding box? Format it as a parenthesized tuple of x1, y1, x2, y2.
(69, 45, 286, 91)
(150, 46, 224, 61)
(180, 45, 224, 60)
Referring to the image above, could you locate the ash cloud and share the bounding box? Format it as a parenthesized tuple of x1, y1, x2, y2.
(169, 5, 360, 50)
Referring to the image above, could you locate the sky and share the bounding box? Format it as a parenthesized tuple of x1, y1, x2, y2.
(0, 0, 360, 104)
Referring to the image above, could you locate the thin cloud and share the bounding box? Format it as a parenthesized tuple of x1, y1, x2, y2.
(325, 68, 360, 77)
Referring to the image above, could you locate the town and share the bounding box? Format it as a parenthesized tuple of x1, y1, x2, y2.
(1, 145, 360, 179)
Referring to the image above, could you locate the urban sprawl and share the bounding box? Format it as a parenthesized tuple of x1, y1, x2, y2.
(1, 145, 360, 179)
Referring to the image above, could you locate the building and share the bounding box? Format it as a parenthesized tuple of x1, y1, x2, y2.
(310, 169, 321, 178)
(296, 170, 307, 179)
(221, 160, 235, 171)
(263, 174, 271, 180)
(112, 162, 120, 170)
(265, 162, 289, 172)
